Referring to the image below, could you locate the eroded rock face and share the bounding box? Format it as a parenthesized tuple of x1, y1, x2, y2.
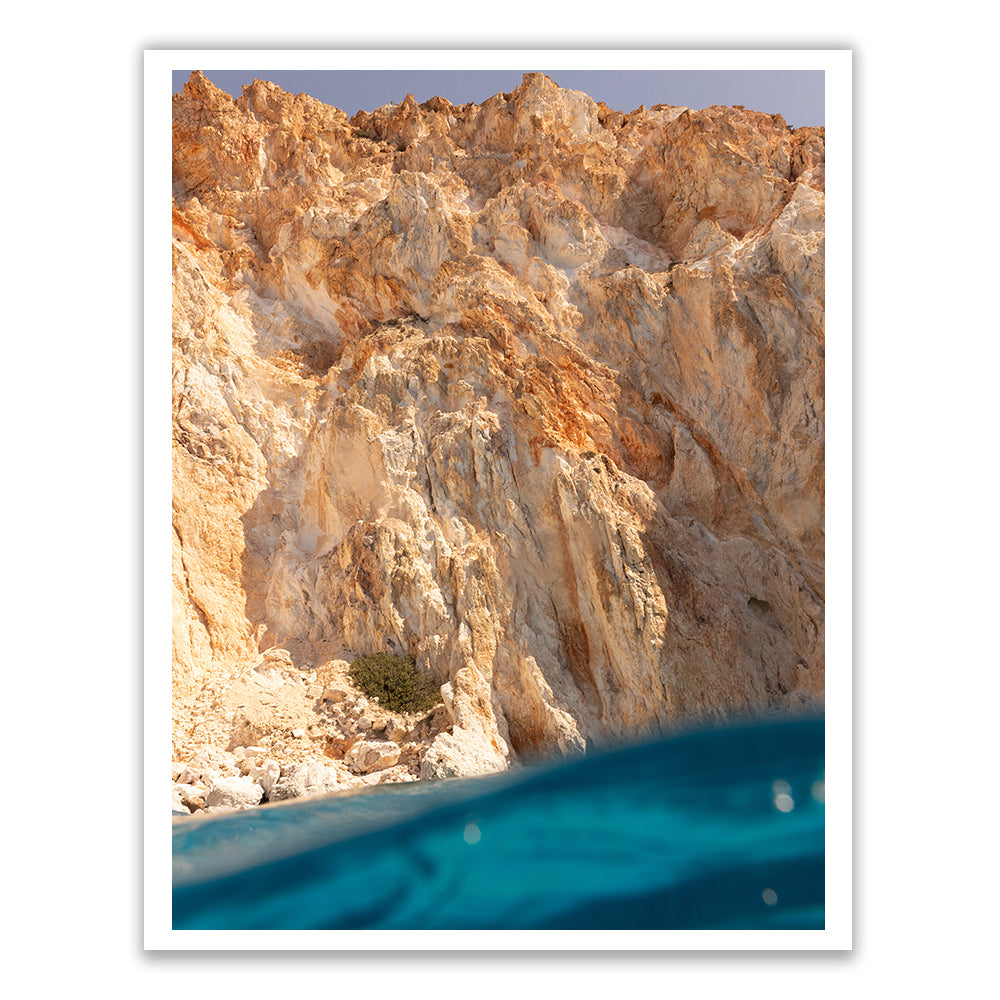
(171, 71, 825, 776)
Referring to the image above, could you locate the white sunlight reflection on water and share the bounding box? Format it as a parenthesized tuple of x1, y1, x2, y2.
(771, 779, 795, 812)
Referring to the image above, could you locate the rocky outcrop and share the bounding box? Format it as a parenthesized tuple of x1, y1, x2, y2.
(171, 71, 825, 795)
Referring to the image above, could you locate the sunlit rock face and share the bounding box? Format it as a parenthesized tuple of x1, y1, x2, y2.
(171, 70, 825, 774)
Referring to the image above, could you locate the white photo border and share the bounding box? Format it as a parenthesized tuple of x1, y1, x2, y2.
(145, 48, 852, 951)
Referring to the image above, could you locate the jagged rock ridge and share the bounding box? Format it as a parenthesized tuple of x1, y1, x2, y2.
(171, 70, 825, 785)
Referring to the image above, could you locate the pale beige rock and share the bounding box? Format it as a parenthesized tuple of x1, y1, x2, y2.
(205, 775, 265, 809)
(345, 739, 402, 774)
(172, 786, 190, 814)
(384, 718, 408, 742)
(175, 764, 217, 788)
(420, 728, 508, 781)
(249, 758, 281, 795)
(269, 762, 340, 801)
(172, 71, 825, 784)
(182, 790, 206, 813)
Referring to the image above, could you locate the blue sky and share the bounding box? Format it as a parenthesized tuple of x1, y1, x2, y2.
(172, 69, 824, 128)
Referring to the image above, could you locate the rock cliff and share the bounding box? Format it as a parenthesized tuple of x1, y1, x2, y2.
(171, 70, 825, 798)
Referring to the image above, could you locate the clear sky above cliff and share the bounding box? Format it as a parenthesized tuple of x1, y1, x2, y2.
(172, 69, 824, 128)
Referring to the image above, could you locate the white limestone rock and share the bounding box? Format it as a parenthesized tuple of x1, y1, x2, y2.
(345, 739, 402, 774)
(248, 758, 281, 796)
(173, 783, 206, 813)
(419, 728, 508, 781)
(176, 764, 218, 788)
(268, 762, 340, 801)
(205, 775, 265, 809)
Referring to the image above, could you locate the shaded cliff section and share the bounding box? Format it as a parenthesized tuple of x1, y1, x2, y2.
(171, 70, 825, 771)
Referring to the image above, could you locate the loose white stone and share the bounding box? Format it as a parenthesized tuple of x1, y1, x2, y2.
(176, 764, 219, 787)
(346, 739, 402, 774)
(248, 758, 281, 796)
(269, 762, 340, 801)
(205, 775, 264, 809)
(420, 729, 507, 780)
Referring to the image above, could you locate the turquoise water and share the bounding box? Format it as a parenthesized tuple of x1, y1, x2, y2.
(172, 715, 824, 930)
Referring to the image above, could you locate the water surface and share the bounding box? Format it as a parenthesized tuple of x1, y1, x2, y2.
(173, 715, 824, 930)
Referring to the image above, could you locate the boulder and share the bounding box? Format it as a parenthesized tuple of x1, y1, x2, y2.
(384, 718, 408, 742)
(176, 764, 218, 787)
(346, 739, 402, 774)
(182, 791, 206, 812)
(420, 729, 508, 780)
(268, 762, 340, 801)
(248, 758, 281, 796)
(205, 775, 264, 809)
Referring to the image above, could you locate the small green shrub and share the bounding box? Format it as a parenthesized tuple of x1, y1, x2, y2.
(347, 653, 443, 714)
